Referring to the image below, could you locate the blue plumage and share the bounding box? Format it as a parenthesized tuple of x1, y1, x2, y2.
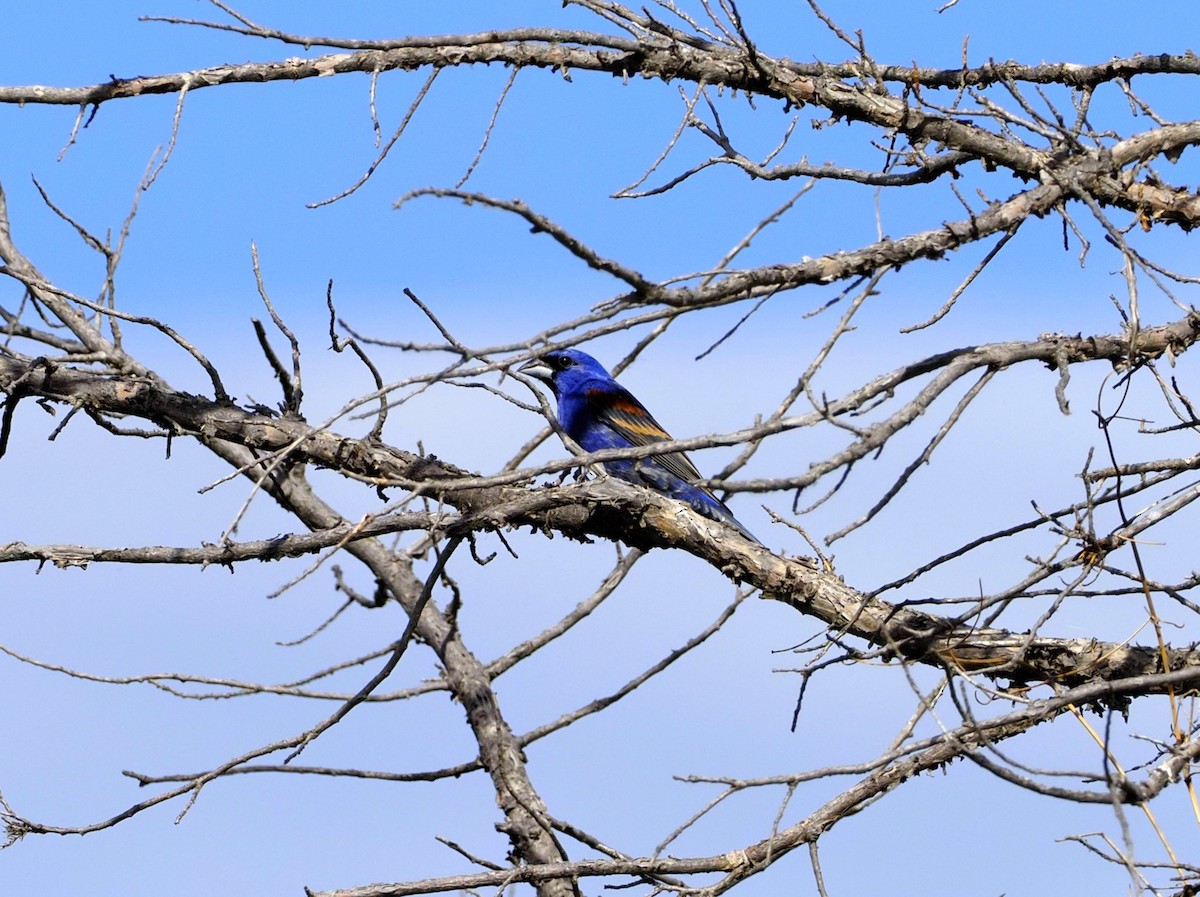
(520, 349, 757, 542)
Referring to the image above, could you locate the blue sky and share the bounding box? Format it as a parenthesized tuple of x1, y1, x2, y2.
(3, 3, 1200, 896)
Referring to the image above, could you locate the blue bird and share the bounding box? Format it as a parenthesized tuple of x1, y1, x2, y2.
(520, 348, 757, 542)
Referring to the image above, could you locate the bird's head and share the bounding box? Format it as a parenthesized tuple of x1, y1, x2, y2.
(519, 348, 611, 394)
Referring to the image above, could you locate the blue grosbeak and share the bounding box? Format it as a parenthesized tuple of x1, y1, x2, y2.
(521, 349, 757, 542)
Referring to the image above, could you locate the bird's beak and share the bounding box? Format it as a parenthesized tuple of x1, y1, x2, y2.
(519, 357, 554, 383)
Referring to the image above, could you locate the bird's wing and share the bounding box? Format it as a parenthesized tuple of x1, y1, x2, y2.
(584, 385, 705, 483)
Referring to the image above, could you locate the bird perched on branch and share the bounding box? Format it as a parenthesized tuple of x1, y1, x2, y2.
(520, 348, 758, 542)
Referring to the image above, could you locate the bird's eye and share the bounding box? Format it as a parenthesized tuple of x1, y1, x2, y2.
(551, 355, 573, 371)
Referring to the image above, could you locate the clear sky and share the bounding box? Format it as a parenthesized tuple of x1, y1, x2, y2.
(3, 3, 1199, 896)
